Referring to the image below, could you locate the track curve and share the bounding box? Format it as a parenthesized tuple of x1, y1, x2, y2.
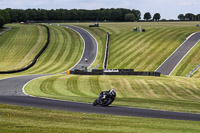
(65, 25, 98, 70)
(155, 32, 200, 75)
(1, 25, 200, 121)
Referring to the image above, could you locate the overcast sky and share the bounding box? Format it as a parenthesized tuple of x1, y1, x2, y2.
(0, 0, 200, 19)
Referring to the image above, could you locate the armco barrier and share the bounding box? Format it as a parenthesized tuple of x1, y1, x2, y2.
(103, 33, 110, 69)
(0, 25, 50, 74)
(70, 69, 160, 77)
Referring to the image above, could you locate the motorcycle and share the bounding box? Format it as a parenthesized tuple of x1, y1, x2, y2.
(93, 89, 116, 106)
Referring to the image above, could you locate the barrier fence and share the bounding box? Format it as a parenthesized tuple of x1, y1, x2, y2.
(103, 32, 110, 69)
(70, 69, 160, 77)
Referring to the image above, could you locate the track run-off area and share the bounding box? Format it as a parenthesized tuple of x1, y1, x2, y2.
(1, 23, 200, 122)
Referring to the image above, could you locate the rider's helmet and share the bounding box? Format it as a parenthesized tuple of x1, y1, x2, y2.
(109, 88, 116, 95)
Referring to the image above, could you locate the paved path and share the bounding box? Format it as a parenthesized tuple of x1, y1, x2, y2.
(156, 32, 200, 75)
(1, 26, 200, 121)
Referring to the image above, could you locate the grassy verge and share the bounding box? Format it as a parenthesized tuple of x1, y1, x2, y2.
(0, 24, 84, 76)
(21, 25, 84, 74)
(1, 104, 200, 133)
(25, 74, 200, 113)
(0, 24, 46, 71)
(67, 22, 200, 73)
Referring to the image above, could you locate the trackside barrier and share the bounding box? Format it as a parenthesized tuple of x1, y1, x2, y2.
(0, 25, 50, 74)
(103, 32, 109, 69)
(70, 69, 160, 77)
(89, 23, 99, 27)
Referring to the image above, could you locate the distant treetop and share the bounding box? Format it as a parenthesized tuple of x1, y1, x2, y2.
(4, 8, 141, 22)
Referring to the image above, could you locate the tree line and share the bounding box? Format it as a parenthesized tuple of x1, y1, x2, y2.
(0, 9, 10, 27)
(143, 12, 161, 21)
(178, 13, 200, 21)
(4, 8, 141, 23)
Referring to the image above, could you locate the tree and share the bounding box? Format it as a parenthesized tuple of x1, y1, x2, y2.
(185, 13, 194, 21)
(124, 13, 135, 21)
(197, 14, 200, 21)
(144, 12, 151, 21)
(0, 9, 10, 27)
(1, 10, 10, 23)
(6, 8, 142, 22)
(178, 14, 185, 20)
(153, 13, 161, 21)
(132, 9, 141, 21)
(0, 14, 5, 27)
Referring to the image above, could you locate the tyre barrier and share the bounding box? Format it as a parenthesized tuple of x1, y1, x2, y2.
(0, 25, 50, 74)
(70, 69, 160, 77)
(103, 32, 109, 69)
(89, 23, 99, 27)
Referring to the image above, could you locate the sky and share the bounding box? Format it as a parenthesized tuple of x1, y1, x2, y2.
(0, 0, 200, 20)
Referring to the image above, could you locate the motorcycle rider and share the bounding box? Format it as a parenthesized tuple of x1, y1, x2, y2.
(95, 88, 116, 106)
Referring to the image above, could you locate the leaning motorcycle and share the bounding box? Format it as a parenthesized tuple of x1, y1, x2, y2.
(93, 90, 116, 106)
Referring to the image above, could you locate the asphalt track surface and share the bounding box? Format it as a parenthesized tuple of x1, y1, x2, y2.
(65, 25, 97, 70)
(156, 32, 200, 75)
(1, 26, 200, 121)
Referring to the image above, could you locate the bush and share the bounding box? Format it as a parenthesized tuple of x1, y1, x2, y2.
(0, 9, 10, 28)
(0, 14, 5, 27)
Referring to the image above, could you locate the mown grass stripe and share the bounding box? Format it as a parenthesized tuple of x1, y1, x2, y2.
(34, 26, 63, 73)
(0, 24, 41, 70)
(67, 76, 87, 96)
(153, 80, 176, 100)
(110, 32, 141, 53)
(110, 33, 147, 60)
(27, 26, 59, 73)
(110, 29, 162, 61)
(119, 29, 178, 69)
(130, 29, 178, 70)
(89, 76, 101, 95)
(41, 27, 71, 73)
(110, 29, 165, 68)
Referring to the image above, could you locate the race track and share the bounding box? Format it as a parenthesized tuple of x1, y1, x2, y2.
(1, 25, 200, 121)
(156, 32, 200, 75)
(65, 25, 97, 71)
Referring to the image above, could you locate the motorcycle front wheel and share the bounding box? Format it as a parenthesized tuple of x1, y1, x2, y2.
(93, 100, 98, 106)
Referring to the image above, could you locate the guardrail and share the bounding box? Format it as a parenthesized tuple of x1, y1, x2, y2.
(186, 64, 200, 77)
(103, 32, 109, 69)
(0, 25, 50, 74)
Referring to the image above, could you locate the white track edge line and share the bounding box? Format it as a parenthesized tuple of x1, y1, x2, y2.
(65, 26, 86, 71)
(0, 75, 39, 81)
(68, 25, 99, 69)
(21, 24, 98, 104)
(22, 77, 92, 105)
(22, 78, 200, 115)
(169, 39, 200, 75)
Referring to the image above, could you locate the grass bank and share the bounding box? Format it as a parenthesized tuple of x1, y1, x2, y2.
(22, 25, 84, 74)
(0, 24, 84, 77)
(69, 22, 200, 75)
(25, 74, 200, 113)
(0, 24, 46, 71)
(1, 104, 200, 133)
